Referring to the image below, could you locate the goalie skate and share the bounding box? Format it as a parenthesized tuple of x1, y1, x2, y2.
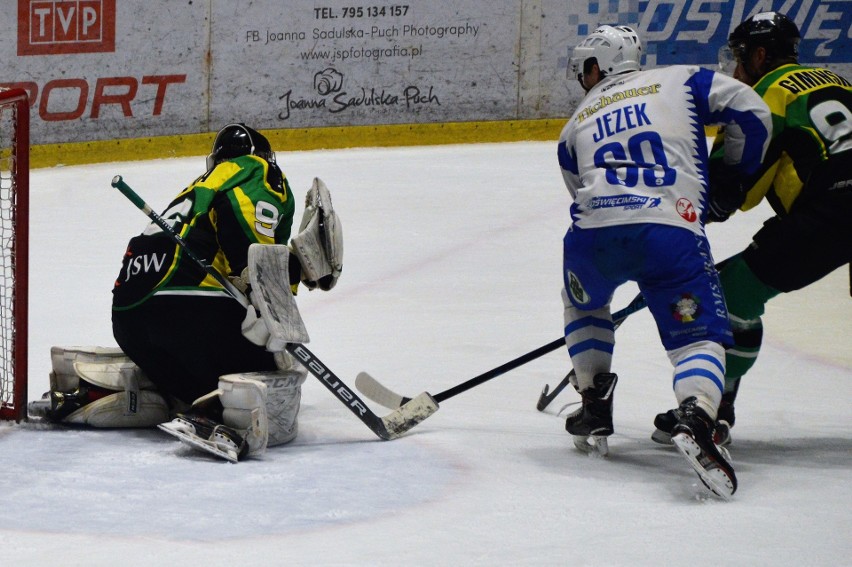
(27, 395, 52, 419)
(158, 414, 247, 463)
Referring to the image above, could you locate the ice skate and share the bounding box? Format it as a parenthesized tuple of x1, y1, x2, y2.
(652, 391, 736, 446)
(159, 413, 248, 463)
(27, 387, 106, 423)
(565, 373, 617, 456)
(671, 397, 737, 500)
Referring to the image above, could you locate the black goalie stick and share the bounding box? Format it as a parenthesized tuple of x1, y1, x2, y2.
(111, 175, 437, 440)
(356, 293, 648, 412)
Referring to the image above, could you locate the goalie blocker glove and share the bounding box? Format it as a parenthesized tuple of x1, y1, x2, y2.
(290, 177, 343, 291)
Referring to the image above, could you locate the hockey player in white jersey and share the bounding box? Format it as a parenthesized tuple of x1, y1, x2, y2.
(557, 25, 771, 498)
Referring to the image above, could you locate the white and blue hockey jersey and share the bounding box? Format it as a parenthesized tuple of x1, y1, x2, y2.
(558, 65, 771, 235)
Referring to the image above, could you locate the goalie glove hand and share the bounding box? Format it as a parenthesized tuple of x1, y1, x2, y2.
(290, 177, 344, 291)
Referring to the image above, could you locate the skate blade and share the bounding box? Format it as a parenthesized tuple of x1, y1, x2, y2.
(158, 422, 240, 463)
(27, 399, 52, 419)
(651, 428, 673, 445)
(573, 435, 609, 457)
(672, 433, 735, 501)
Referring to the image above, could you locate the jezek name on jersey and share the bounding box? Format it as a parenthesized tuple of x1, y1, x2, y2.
(592, 103, 651, 142)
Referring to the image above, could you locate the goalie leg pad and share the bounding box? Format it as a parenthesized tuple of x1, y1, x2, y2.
(290, 177, 343, 291)
(42, 346, 166, 427)
(219, 375, 269, 457)
(242, 369, 307, 446)
(63, 390, 169, 428)
(50, 345, 143, 391)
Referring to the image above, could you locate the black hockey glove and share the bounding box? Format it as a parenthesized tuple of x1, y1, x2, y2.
(707, 161, 749, 223)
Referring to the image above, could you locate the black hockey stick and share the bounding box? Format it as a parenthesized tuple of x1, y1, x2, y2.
(536, 293, 646, 412)
(356, 293, 649, 411)
(111, 175, 437, 440)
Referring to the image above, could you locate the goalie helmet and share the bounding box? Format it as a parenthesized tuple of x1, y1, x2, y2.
(727, 12, 800, 63)
(206, 123, 277, 171)
(569, 25, 642, 84)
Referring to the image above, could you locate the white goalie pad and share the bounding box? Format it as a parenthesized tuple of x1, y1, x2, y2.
(50, 345, 158, 392)
(63, 390, 170, 428)
(47, 346, 168, 428)
(247, 243, 310, 350)
(219, 375, 269, 456)
(290, 177, 343, 291)
(239, 369, 307, 447)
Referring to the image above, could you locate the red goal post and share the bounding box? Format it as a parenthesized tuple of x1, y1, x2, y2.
(0, 88, 29, 422)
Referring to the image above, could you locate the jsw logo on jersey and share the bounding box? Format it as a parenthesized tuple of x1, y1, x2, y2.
(122, 252, 168, 282)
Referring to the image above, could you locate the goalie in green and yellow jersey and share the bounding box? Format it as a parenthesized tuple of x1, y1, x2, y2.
(33, 123, 344, 462)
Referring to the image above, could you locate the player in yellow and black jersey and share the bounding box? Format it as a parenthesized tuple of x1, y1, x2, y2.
(654, 12, 852, 446)
(112, 124, 296, 406)
(36, 123, 342, 458)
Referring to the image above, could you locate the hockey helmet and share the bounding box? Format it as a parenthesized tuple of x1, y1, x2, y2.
(206, 123, 276, 170)
(727, 11, 800, 64)
(569, 25, 642, 84)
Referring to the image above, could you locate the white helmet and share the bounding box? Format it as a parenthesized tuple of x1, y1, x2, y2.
(569, 25, 642, 82)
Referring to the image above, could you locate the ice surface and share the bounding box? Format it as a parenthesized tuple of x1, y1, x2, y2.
(3, 142, 850, 566)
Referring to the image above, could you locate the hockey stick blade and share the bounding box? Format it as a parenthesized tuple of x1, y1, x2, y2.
(381, 392, 440, 439)
(355, 373, 441, 433)
(536, 370, 574, 411)
(287, 344, 437, 440)
(356, 372, 411, 410)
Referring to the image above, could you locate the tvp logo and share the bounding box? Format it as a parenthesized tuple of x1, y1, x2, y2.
(18, 0, 116, 56)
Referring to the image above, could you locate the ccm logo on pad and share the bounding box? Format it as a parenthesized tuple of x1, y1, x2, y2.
(18, 0, 116, 56)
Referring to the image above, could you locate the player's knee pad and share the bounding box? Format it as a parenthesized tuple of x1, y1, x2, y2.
(217, 375, 269, 457)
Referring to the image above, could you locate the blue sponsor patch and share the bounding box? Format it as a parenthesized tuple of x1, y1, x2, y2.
(588, 194, 662, 210)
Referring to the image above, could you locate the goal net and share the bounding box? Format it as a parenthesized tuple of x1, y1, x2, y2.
(0, 88, 28, 422)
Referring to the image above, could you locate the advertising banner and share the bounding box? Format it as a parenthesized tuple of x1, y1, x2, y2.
(3, 0, 206, 144)
(0, 1, 849, 146)
(537, 0, 852, 118)
(209, 2, 517, 128)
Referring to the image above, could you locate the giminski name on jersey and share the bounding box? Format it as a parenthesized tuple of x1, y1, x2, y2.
(778, 69, 852, 95)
